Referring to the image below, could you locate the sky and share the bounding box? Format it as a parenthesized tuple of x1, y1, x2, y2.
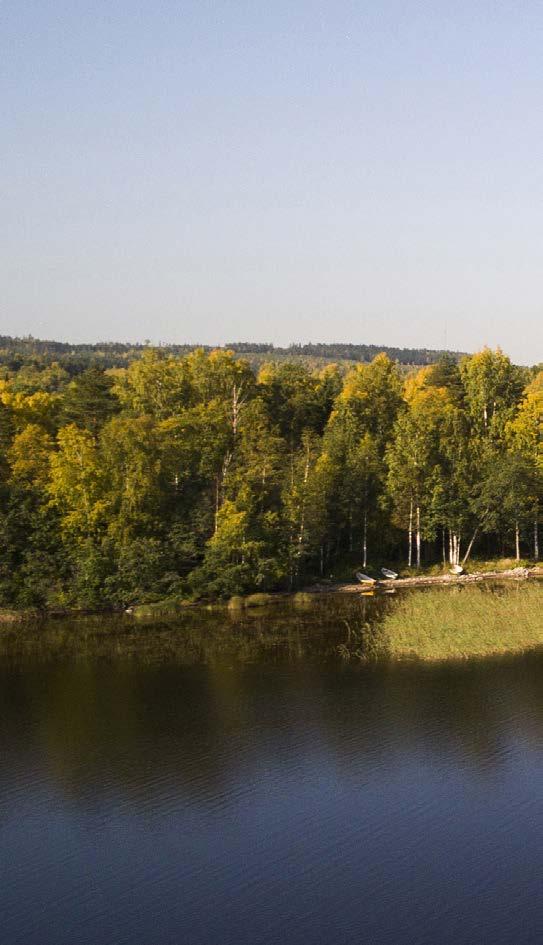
(2, 1, 543, 364)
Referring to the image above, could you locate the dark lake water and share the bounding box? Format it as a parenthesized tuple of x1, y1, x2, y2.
(3, 592, 543, 945)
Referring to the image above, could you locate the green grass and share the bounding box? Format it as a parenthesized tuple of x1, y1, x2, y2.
(463, 557, 534, 573)
(381, 582, 543, 661)
(226, 592, 282, 609)
(132, 598, 192, 617)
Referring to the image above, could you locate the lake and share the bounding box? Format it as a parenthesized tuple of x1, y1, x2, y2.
(2, 588, 543, 945)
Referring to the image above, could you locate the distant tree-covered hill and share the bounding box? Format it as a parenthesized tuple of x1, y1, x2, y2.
(226, 342, 468, 365)
(0, 335, 468, 375)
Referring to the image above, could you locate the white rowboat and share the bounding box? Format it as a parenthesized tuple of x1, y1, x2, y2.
(356, 571, 377, 585)
(381, 568, 398, 579)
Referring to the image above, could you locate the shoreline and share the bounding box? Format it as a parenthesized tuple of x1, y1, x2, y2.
(305, 566, 543, 595)
(1, 566, 541, 623)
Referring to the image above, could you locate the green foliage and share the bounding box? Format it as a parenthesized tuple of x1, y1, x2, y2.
(0, 345, 540, 609)
(62, 366, 119, 434)
(189, 500, 284, 598)
(104, 537, 176, 606)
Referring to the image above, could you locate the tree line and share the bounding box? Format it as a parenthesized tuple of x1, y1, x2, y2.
(0, 346, 540, 608)
(0, 335, 466, 375)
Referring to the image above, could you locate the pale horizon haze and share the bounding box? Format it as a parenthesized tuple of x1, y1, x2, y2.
(2, 1, 543, 365)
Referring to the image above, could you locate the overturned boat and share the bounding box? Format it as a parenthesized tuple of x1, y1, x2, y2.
(356, 571, 377, 585)
(450, 564, 464, 575)
(381, 567, 398, 580)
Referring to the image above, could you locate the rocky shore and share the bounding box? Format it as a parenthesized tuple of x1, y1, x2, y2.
(308, 566, 543, 594)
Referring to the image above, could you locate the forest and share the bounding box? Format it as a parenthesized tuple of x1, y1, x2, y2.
(0, 345, 541, 609)
(0, 335, 465, 373)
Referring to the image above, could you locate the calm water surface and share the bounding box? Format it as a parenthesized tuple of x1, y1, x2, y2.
(2, 592, 543, 945)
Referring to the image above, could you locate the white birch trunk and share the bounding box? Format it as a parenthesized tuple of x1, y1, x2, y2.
(450, 532, 461, 566)
(232, 384, 239, 436)
(461, 527, 480, 567)
(408, 497, 413, 568)
(295, 443, 311, 576)
(231, 383, 246, 437)
(214, 476, 220, 535)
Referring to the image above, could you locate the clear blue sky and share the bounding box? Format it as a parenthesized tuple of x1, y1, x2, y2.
(2, 1, 542, 363)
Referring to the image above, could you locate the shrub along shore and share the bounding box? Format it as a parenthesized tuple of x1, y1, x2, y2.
(2, 561, 540, 625)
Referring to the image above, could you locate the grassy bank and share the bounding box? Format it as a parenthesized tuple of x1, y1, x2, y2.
(0, 608, 38, 624)
(381, 583, 543, 661)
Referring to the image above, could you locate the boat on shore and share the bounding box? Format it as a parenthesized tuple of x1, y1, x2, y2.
(355, 571, 377, 585)
(381, 568, 398, 579)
